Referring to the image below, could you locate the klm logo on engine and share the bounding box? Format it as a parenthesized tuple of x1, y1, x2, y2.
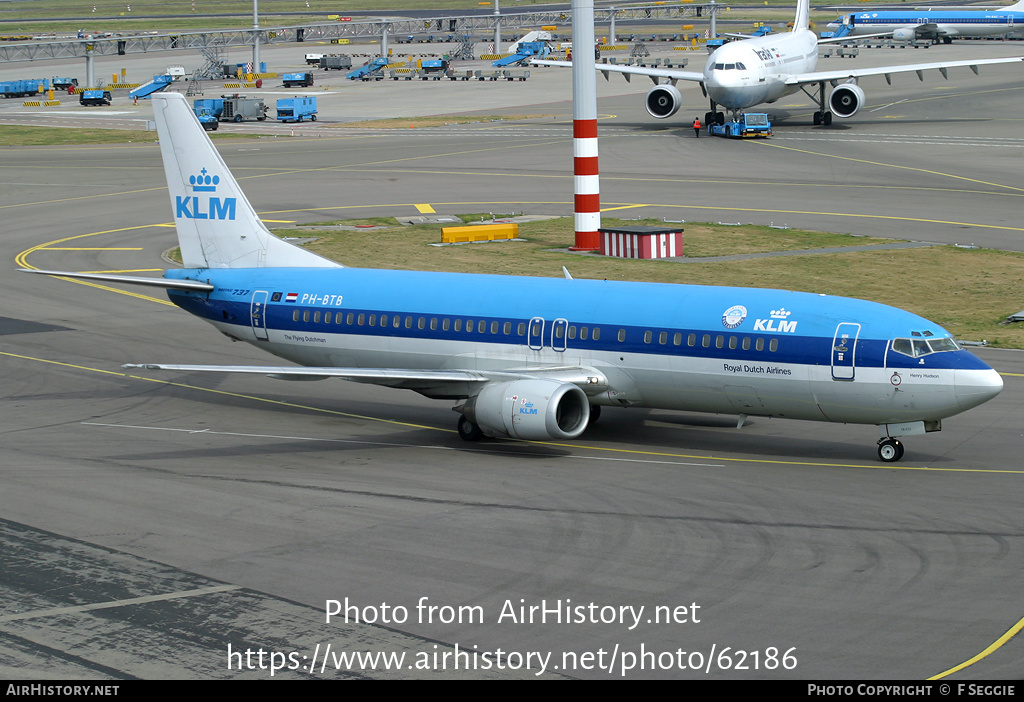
(176, 168, 236, 220)
(753, 308, 798, 333)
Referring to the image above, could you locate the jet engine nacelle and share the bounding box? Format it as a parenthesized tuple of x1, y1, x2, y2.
(892, 27, 918, 42)
(645, 83, 683, 119)
(828, 82, 866, 118)
(466, 379, 590, 440)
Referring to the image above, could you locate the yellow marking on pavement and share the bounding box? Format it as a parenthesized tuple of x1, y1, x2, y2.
(929, 612, 1024, 679)
(753, 141, 1024, 193)
(17, 227, 175, 307)
(415, 203, 436, 213)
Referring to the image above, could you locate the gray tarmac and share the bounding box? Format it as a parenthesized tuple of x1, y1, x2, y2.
(1, 36, 1023, 680)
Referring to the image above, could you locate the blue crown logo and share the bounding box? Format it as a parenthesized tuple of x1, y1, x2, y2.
(189, 168, 220, 192)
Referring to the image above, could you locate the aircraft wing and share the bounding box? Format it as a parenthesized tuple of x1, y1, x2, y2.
(123, 363, 608, 395)
(532, 59, 705, 84)
(817, 31, 898, 44)
(785, 55, 1024, 86)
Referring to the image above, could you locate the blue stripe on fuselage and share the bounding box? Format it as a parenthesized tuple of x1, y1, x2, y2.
(164, 267, 988, 371)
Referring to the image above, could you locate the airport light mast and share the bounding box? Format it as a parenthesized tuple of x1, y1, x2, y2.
(571, 0, 601, 251)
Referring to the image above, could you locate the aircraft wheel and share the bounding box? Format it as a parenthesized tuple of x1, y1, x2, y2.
(813, 111, 821, 125)
(715, 112, 725, 126)
(457, 415, 483, 441)
(823, 112, 833, 126)
(704, 111, 714, 126)
(877, 438, 904, 463)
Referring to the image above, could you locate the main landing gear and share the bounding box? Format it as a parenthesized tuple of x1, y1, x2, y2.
(877, 437, 905, 463)
(704, 98, 725, 129)
(457, 414, 483, 441)
(803, 81, 833, 126)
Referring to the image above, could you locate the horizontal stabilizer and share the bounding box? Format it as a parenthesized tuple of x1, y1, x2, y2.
(20, 269, 214, 291)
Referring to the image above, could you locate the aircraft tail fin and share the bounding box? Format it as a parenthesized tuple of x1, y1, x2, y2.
(151, 92, 340, 270)
(793, 0, 811, 32)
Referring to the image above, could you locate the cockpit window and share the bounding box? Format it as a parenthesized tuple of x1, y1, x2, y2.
(891, 336, 960, 358)
(928, 337, 959, 353)
(735, 62, 746, 70)
(714, 63, 724, 70)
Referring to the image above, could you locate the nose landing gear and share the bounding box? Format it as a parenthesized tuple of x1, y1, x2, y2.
(877, 437, 905, 462)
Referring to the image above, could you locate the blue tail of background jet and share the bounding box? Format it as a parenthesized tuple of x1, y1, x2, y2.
(151, 92, 339, 270)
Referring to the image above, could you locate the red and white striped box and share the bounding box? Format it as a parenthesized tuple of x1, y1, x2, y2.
(598, 226, 684, 259)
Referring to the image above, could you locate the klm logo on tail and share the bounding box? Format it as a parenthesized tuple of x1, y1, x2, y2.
(176, 168, 237, 220)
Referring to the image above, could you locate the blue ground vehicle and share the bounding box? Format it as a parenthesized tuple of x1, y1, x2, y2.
(0, 79, 49, 98)
(346, 58, 389, 81)
(276, 96, 317, 122)
(79, 89, 112, 106)
(129, 74, 174, 100)
(709, 113, 772, 138)
(283, 72, 314, 88)
(193, 99, 223, 130)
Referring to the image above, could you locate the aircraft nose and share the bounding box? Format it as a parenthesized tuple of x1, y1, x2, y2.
(954, 367, 1003, 410)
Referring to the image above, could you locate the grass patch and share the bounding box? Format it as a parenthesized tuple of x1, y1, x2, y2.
(0, 0, 837, 33)
(0, 125, 157, 146)
(327, 115, 556, 129)
(0, 125, 264, 146)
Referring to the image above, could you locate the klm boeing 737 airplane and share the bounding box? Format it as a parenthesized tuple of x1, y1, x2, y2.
(23, 92, 1002, 462)
(535, 0, 1024, 126)
(828, 0, 1024, 44)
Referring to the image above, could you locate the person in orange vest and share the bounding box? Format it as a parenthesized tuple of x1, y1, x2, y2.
(692, 116, 701, 138)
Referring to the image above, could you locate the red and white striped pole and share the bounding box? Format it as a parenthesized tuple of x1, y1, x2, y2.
(570, 0, 600, 251)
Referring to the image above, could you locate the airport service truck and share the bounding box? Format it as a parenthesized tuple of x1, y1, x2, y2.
(220, 94, 269, 122)
(709, 113, 772, 139)
(193, 100, 221, 130)
(283, 72, 314, 87)
(276, 96, 317, 122)
(79, 89, 112, 106)
(319, 55, 353, 71)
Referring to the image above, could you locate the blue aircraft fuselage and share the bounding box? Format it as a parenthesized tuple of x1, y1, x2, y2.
(164, 266, 1001, 427)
